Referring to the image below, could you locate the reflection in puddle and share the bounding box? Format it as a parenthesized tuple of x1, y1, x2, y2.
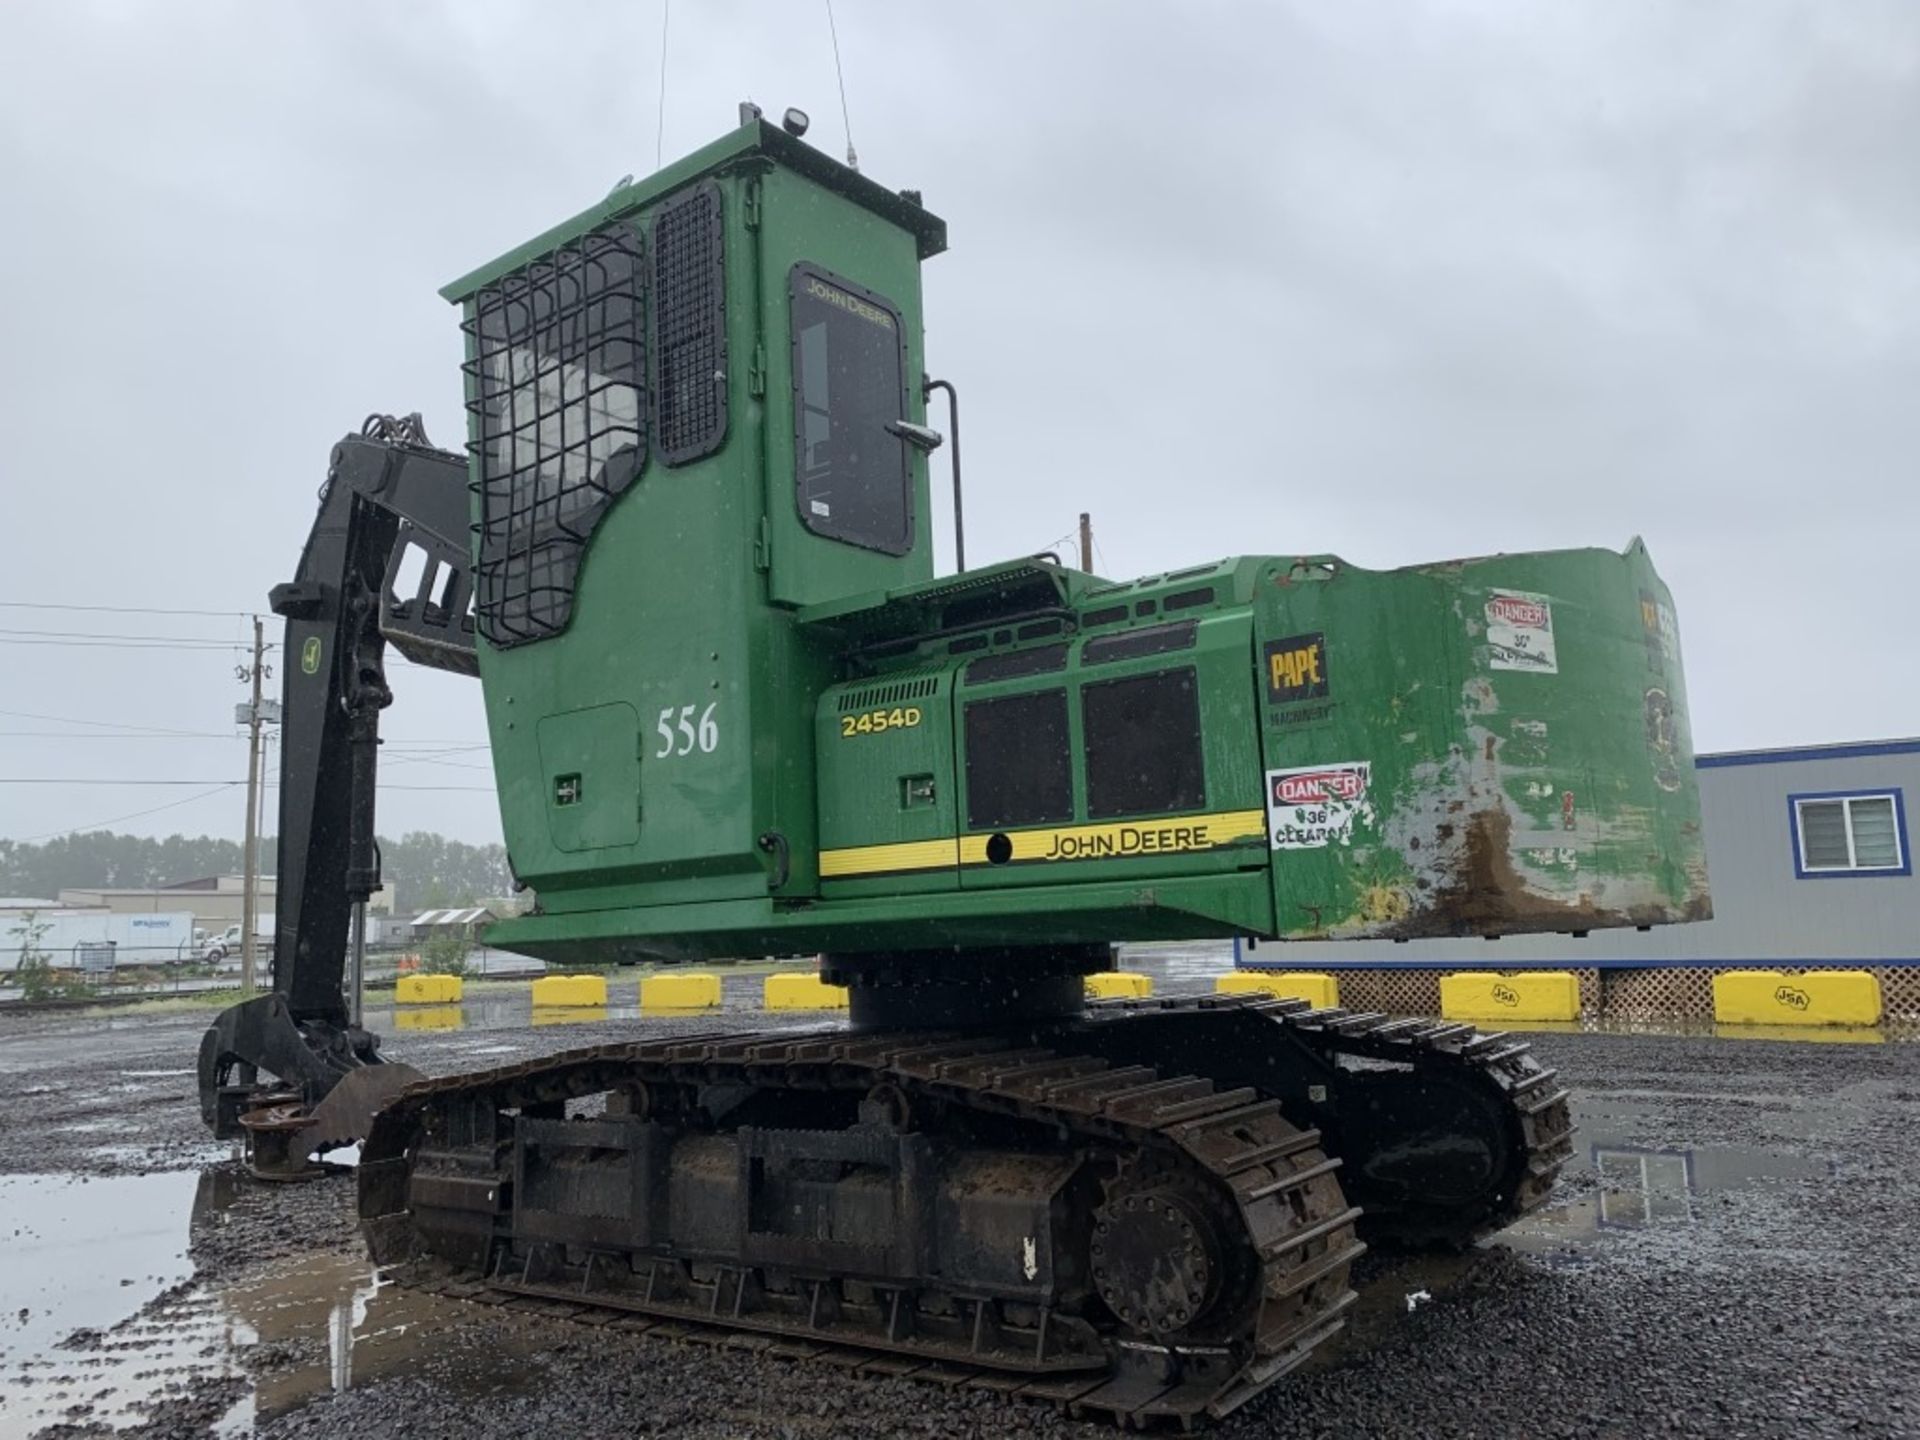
(0, 1170, 206, 1438)
(0, 1165, 551, 1438)
(532, 1004, 610, 1027)
(1711, 1023, 1889, 1046)
(197, 1166, 547, 1428)
(394, 1005, 465, 1032)
(1505, 1104, 1834, 1254)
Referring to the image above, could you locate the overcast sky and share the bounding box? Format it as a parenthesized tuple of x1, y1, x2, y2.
(0, 0, 1914, 848)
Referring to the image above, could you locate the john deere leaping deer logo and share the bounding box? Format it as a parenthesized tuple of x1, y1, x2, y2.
(1491, 983, 1520, 1006)
(1773, 984, 1810, 1011)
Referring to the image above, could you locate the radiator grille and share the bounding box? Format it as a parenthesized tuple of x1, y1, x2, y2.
(838, 676, 940, 712)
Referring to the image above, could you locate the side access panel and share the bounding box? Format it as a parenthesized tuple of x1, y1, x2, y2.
(537, 704, 643, 852)
(815, 668, 959, 895)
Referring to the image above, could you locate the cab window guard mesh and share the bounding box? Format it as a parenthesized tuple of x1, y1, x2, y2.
(650, 183, 728, 465)
(465, 225, 647, 649)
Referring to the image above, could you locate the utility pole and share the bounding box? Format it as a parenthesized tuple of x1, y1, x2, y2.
(240, 616, 264, 994)
(1078, 512, 1094, 573)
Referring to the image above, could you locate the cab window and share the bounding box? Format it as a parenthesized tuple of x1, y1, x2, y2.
(790, 264, 913, 555)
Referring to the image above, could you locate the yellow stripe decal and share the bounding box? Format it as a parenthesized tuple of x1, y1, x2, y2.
(818, 837, 960, 878)
(958, 810, 1265, 865)
(820, 810, 1265, 878)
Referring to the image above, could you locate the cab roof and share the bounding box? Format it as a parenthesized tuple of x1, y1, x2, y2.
(442, 117, 947, 303)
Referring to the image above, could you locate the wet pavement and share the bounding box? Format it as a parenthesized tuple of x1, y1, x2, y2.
(1, 948, 1915, 1438)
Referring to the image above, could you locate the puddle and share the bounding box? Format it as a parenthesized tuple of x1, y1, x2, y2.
(0, 1171, 207, 1437)
(0, 1167, 550, 1438)
(0, 1172, 198, 1366)
(211, 1239, 546, 1432)
(1504, 1102, 1833, 1255)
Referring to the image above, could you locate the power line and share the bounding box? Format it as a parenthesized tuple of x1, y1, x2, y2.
(0, 778, 247, 786)
(11, 783, 243, 844)
(1032, 528, 1077, 560)
(0, 708, 230, 737)
(384, 754, 494, 773)
(0, 778, 494, 791)
(0, 600, 255, 619)
(0, 732, 490, 749)
(0, 638, 256, 651)
(0, 627, 258, 643)
(0, 733, 240, 744)
(0, 710, 487, 747)
(276, 782, 495, 793)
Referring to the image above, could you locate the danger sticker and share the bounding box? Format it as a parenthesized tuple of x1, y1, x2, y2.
(1266, 762, 1372, 850)
(1485, 590, 1557, 674)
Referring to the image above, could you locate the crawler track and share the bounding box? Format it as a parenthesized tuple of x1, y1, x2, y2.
(360, 995, 1572, 1427)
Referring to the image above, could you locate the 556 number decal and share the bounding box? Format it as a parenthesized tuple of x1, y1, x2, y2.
(839, 706, 922, 738)
(655, 703, 718, 757)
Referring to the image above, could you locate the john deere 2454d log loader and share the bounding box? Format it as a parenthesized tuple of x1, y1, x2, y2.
(198, 105, 1708, 1426)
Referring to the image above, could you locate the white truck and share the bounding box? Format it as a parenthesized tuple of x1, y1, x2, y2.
(194, 919, 276, 964)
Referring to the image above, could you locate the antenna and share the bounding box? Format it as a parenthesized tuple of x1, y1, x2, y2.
(824, 0, 857, 170)
(655, 0, 671, 169)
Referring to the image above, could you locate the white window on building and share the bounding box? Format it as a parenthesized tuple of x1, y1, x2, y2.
(1792, 791, 1906, 875)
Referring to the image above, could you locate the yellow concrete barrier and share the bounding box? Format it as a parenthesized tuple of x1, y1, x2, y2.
(395, 973, 464, 1005)
(1085, 971, 1153, 1000)
(1712, 970, 1882, 1027)
(1440, 971, 1580, 1023)
(531, 974, 608, 1007)
(764, 972, 850, 1011)
(395, 1004, 464, 1031)
(1214, 971, 1338, 1008)
(641, 972, 722, 1012)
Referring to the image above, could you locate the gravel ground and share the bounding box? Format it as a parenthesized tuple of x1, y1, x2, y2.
(1, 998, 1915, 1439)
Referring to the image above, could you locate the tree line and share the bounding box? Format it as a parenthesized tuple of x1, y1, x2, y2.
(0, 831, 514, 913)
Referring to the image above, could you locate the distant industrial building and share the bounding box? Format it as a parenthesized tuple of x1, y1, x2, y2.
(1246, 737, 1917, 1019)
(402, 907, 498, 944)
(53, 875, 395, 931)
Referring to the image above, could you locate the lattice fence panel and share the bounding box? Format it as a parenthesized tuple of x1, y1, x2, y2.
(1320, 969, 1444, 1018)
(1598, 965, 1920, 1022)
(1601, 967, 1715, 1020)
(1870, 966, 1920, 1021)
(1265, 966, 1917, 1023)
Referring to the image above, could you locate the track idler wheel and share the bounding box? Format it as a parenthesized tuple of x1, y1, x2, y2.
(1091, 1183, 1224, 1338)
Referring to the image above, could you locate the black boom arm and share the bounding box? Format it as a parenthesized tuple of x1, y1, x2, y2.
(197, 414, 478, 1134)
